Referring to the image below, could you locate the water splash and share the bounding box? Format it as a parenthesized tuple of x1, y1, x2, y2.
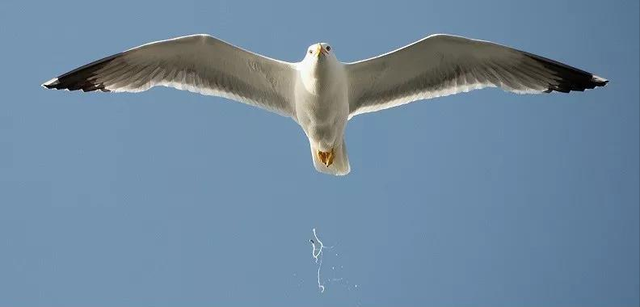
(310, 228, 327, 293)
(308, 228, 361, 306)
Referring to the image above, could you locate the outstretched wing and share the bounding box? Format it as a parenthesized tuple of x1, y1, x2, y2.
(346, 34, 608, 117)
(43, 34, 297, 117)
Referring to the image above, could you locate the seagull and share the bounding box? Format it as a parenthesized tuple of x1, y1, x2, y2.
(43, 34, 608, 176)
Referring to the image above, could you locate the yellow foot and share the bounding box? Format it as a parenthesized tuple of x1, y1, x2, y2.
(317, 148, 335, 167)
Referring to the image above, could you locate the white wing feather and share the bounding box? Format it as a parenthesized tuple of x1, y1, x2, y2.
(346, 34, 608, 118)
(43, 34, 297, 117)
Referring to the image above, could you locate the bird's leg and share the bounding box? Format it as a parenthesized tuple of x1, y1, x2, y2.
(317, 149, 335, 167)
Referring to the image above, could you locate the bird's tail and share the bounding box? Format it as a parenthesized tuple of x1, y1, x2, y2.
(310, 138, 350, 176)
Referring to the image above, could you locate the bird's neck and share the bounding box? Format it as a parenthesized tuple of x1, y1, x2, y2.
(300, 61, 342, 96)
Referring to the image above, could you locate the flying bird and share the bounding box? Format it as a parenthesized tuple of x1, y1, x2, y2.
(43, 34, 608, 176)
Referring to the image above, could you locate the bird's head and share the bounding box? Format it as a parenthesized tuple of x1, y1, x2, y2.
(304, 43, 335, 63)
(301, 43, 338, 78)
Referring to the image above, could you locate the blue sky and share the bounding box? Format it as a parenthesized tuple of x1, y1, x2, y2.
(1, 0, 638, 306)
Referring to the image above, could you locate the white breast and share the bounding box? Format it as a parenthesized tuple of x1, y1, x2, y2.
(294, 61, 349, 151)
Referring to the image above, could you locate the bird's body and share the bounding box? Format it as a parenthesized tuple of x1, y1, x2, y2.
(295, 45, 350, 173)
(296, 47, 348, 151)
(43, 34, 608, 176)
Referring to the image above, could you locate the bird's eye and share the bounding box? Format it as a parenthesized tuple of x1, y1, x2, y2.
(326, 46, 331, 52)
(308, 50, 313, 54)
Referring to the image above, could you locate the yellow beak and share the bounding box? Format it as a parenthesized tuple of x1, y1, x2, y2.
(315, 44, 324, 57)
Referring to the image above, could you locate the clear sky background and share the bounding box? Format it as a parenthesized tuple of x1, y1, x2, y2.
(1, 0, 638, 306)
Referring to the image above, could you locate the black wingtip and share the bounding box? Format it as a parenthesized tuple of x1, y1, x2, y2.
(591, 75, 609, 87)
(524, 53, 609, 94)
(41, 52, 121, 92)
(42, 78, 60, 89)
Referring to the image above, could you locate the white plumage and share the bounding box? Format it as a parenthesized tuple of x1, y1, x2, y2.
(43, 34, 608, 176)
